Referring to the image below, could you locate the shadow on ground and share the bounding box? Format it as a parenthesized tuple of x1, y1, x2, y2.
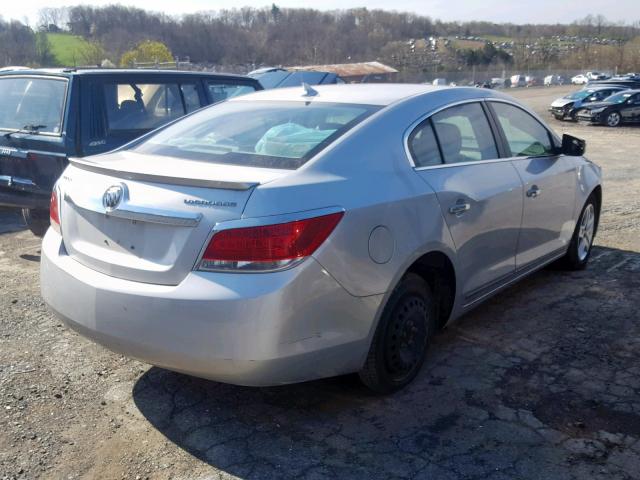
(130, 246, 639, 479)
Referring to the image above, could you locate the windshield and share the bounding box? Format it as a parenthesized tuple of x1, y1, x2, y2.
(132, 100, 379, 169)
(605, 92, 634, 104)
(565, 90, 594, 100)
(0, 77, 67, 134)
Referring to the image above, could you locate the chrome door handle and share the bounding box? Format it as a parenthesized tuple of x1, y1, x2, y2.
(448, 200, 471, 216)
(526, 185, 541, 198)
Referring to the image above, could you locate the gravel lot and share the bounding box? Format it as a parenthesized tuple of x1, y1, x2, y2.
(1, 86, 639, 480)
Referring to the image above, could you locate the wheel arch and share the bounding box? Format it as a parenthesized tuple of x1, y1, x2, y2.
(404, 250, 457, 329)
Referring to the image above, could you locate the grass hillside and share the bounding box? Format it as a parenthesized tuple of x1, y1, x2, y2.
(46, 33, 93, 66)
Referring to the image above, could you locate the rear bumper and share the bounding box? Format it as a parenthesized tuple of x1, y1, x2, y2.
(0, 184, 49, 209)
(40, 230, 383, 386)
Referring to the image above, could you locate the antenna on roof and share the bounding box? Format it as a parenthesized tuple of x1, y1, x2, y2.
(302, 82, 318, 97)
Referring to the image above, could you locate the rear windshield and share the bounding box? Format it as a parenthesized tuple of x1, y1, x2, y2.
(0, 76, 67, 134)
(132, 100, 379, 169)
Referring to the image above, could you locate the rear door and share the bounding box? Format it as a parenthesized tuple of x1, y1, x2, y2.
(487, 101, 577, 266)
(411, 102, 524, 300)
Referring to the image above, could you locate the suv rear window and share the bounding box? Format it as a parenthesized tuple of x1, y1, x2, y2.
(206, 81, 257, 103)
(0, 77, 67, 134)
(132, 100, 379, 169)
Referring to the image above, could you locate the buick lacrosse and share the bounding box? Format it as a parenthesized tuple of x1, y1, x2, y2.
(41, 84, 602, 393)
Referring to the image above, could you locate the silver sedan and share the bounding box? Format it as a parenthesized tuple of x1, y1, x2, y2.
(41, 84, 602, 393)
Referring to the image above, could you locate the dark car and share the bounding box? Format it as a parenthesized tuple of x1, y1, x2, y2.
(588, 78, 640, 90)
(549, 86, 626, 121)
(248, 67, 344, 89)
(576, 89, 640, 127)
(0, 69, 261, 235)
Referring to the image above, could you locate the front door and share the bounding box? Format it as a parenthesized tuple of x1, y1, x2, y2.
(488, 101, 577, 267)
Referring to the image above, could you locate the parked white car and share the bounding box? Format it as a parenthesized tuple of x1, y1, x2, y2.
(572, 74, 589, 85)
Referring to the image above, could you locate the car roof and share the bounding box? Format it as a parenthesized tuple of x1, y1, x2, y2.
(230, 83, 495, 106)
(0, 68, 254, 81)
(586, 86, 625, 91)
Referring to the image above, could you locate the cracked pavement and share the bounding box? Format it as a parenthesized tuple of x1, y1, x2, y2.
(1, 86, 639, 479)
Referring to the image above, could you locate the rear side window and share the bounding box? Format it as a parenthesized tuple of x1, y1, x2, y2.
(491, 103, 554, 157)
(103, 82, 197, 132)
(206, 81, 257, 103)
(408, 120, 442, 167)
(133, 100, 379, 169)
(432, 103, 498, 163)
(0, 77, 67, 134)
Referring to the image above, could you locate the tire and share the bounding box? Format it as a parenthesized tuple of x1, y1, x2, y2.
(21, 208, 49, 237)
(557, 196, 598, 270)
(605, 111, 621, 127)
(359, 273, 436, 394)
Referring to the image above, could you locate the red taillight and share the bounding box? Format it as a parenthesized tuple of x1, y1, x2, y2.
(199, 212, 343, 272)
(50, 188, 61, 234)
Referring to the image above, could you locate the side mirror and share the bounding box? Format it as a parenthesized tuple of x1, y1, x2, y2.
(562, 134, 586, 156)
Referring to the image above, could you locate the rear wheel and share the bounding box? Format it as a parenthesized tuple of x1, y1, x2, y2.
(359, 273, 436, 394)
(21, 208, 49, 237)
(557, 197, 598, 270)
(606, 111, 621, 127)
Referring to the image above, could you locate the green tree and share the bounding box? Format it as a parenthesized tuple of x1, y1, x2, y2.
(120, 40, 173, 67)
(79, 40, 108, 66)
(35, 31, 55, 66)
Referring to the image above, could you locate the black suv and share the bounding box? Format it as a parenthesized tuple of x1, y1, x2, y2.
(0, 69, 261, 235)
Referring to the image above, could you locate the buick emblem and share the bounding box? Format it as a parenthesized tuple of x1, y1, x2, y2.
(102, 184, 125, 210)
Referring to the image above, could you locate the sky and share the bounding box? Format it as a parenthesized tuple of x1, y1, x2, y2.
(3, 0, 640, 26)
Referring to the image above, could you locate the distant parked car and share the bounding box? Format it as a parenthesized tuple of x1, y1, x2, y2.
(490, 77, 506, 88)
(510, 74, 526, 87)
(544, 75, 564, 86)
(249, 67, 343, 89)
(0, 69, 261, 235)
(0, 66, 29, 72)
(576, 89, 640, 127)
(549, 86, 626, 121)
(572, 74, 589, 85)
(41, 84, 601, 393)
(432, 78, 447, 86)
(586, 71, 608, 81)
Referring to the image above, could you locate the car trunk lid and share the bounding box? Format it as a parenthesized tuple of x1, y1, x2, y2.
(59, 150, 288, 285)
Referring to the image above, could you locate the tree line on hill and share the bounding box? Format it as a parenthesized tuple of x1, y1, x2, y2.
(2, 5, 640, 72)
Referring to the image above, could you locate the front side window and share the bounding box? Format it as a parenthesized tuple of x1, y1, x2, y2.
(132, 100, 379, 169)
(431, 103, 498, 163)
(605, 92, 635, 104)
(491, 102, 554, 157)
(103, 82, 196, 132)
(0, 77, 67, 134)
(206, 81, 257, 103)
